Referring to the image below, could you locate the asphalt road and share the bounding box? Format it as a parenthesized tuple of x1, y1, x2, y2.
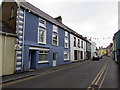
(2, 56, 118, 88)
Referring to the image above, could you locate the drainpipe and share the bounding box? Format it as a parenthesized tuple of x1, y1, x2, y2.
(3, 35, 6, 75)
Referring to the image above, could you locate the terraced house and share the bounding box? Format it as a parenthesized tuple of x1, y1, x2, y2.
(70, 33, 87, 62)
(1, 0, 94, 75)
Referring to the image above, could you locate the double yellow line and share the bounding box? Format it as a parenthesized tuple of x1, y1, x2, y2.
(87, 62, 109, 90)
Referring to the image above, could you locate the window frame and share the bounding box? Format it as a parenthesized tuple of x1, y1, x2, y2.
(64, 37, 69, 48)
(64, 51, 69, 60)
(53, 25, 58, 33)
(38, 50, 49, 63)
(81, 40, 83, 48)
(73, 37, 76, 47)
(52, 25, 58, 46)
(78, 39, 80, 48)
(38, 28, 46, 44)
(39, 18, 46, 29)
(65, 31, 68, 37)
(52, 33, 58, 46)
(10, 6, 14, 19)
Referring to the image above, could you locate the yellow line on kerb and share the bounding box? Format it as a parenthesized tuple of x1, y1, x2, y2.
(0, 61, 86, 88)
(87, 61, 108, 90)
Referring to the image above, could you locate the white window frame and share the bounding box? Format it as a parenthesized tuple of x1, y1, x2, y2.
(64, 37, 69, 48)
(52, 25, 58, 46)
(10, 6, 14, 19)
(64, 51, 69, 60)
(38, 28, 46, 44)
(38, 50, 49, 63)
(53, 25, 58, 33)
(39, 18, 46, 28)
(52, 33, 58, 46)
(65, 31, 68, 37)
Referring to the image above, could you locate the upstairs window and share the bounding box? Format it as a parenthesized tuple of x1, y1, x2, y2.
(78, 39, 80, 48)
(39, 18, 46, 28)
(74, 37, 76, 47)
(38, 28, 46, 44)
(65, 31, 68, 37)
(81, 40, 83, 48)
(52, 25, 58, 46)
(52, 33, 58, 46)
(65, 37, 68, 48)
(53, 25, 58, 33)
(64, 31, 69, 48)
(10, 6, 14, 19)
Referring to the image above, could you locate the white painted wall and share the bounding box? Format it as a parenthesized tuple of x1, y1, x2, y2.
(70, 34, 86, 62)
(84, 41, 87, 60)
(90, 41, 96, 59)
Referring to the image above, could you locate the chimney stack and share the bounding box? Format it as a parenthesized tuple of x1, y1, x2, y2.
(55, 16, 62, 23)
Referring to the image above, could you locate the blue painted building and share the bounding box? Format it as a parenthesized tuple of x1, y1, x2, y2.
(15, 1, 71, 72)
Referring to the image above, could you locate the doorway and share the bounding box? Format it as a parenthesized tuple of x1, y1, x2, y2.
(74, 50, 77, 60)
(53, 52, 57, 66)
(81, 51, 83, 60)
(28, 50, 35, 70)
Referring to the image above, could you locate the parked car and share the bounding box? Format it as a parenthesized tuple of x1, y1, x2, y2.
(92, 56, 100, 61)
(98, 55, 102, 59)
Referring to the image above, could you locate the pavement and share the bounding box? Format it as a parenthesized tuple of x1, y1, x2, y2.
(1, 56, 119, 88)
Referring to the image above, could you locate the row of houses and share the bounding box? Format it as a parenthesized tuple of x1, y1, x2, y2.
(113, 30, 120, 63)
(0, 0, 96, 76)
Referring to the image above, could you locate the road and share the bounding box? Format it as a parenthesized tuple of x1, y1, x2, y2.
(2, 56, 118, 89)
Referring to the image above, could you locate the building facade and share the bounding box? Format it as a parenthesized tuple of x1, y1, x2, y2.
(90, 41, 96, 59)
(1, 1, 17, 76)
(70, 34, 86, 62)
(15, 2, 72, 72)
(86, 41, 91, 60)
(113, 30, 120, 63)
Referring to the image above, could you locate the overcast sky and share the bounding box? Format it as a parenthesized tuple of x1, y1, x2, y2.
(1, 0, 119, 48)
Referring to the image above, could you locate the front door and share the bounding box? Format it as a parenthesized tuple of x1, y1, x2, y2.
(81, 51, 83, 60)
(53, 52, 57, 66)
(28, 51, 32, 69)
(74, 50, 77, 60)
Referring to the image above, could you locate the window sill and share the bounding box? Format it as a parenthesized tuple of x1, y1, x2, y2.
(38, 61, 49, 64)
(38, 42, 46, 45)
(65, 47, 69, 49)
(52, 44, 58, 47)
(9, 17, 14, 20)
(64, 59, 70, 61)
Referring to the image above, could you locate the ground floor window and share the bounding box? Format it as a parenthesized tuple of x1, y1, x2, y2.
(64, 51, 69, 60)
(38, 51, 49, 63)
